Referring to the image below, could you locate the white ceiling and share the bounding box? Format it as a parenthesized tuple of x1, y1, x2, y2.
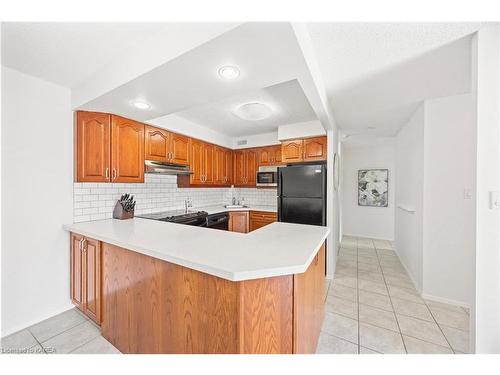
(77, 22, 313, 123)
(307, 23, 482, 136)
(176, 79, 317, 137)
(1, 23, 182, 88)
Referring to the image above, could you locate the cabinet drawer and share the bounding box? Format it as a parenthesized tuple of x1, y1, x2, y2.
(249, 211, 277, 220)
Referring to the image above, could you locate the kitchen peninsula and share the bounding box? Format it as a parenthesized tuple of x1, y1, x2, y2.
(63, 218, 329, 354)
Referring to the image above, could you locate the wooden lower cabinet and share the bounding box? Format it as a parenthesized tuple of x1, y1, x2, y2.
(249, 211, 277, 232)
(70, 233, 101, 324)
(100, 242, 325, 354)
(228, 211, 249, 233)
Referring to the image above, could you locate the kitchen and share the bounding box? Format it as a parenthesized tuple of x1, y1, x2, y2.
(2, 14, 500, 363)
(66, 109, 329, 354)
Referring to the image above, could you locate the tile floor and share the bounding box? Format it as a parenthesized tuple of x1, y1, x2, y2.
(316, 235, 471, 354)
(1, 308, 120, 354)
(2, 235, 470, 355)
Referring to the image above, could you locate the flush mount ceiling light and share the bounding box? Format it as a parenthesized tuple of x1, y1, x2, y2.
(218, 65, 240, 80)
(131, 101, 151, 110)
(233, 102, 273, 121)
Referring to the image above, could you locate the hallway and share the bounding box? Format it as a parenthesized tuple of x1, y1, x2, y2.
(317, 236, 470, 354)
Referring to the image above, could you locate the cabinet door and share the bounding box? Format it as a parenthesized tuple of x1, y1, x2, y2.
(214, 147, 225, 185)
(190, 139, 204, 185)
(249, 211, 277, 232)
(171, 133, 190, 165)
(84, 238, 101, 325)
(224, 149, 233, 185)
(76, 111, 111, 182)
(258, 147, 273, 166)
(70, 233, 85, 311)
(273, 145, 282, 164)
(229, 212, 249, 233)
(281, 140, 303, 163)
(145, 125, 170, 162)
(303, 136, 327, 161)
(203, 143, 215, 185)
(245, 149, 258, 186)
(233, 151, 246, 186)
(111, 116, 145, 183)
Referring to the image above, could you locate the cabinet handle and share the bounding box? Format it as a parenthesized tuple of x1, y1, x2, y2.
(171, 152, 175, 160)
(82, 238, 87, 253)
(105, 168, 109, 180)
(112, 168, 117, 180)
(79, 238, 84, 251)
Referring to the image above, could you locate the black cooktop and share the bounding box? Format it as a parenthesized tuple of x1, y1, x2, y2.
(137, 209, 208, 224)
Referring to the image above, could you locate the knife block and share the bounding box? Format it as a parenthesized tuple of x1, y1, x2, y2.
(112, 201, 134, 220)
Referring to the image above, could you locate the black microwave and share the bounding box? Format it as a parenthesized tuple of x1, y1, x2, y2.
(256, 166, 278, 187)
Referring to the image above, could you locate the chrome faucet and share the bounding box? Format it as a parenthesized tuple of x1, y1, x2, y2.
(185, 197, 192, 212)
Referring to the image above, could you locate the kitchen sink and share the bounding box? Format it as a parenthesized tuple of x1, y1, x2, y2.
(224, 204, 248, 209)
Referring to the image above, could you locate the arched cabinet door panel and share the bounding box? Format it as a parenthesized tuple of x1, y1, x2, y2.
(76, 111, 111, 182)
(111, 116, 144, 183)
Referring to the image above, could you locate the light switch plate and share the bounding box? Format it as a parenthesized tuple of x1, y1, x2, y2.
(489, 191, 500, 209)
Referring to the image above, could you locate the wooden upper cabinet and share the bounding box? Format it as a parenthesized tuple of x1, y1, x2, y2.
(233, 149, 257, 187)
(233, 150, 246, 186)
(145, 125, 170, 162)
(281, 139, 304, 163)
(303, 137, 327, 161)
(258, 145, 283, 166)
(246, 149, 258, 186)
(76, 111, 111, 182)
(111, 116, 145, 183)
(203, 143, 215, 185)
(214, 147, 225, 185)
(272, 145, 282, 164)
(189, 139, 204, 185)
(170, 133, 190, 165)
(281, 136, 327, 163)
(223, 148, 233, 185)
(258, 147, 273, 166)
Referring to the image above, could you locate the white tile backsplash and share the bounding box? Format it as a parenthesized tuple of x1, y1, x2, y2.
(73, 175, 277, 222)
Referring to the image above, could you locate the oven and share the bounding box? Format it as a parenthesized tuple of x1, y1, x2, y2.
(206, 212, 229, 231)
(256, 166, 278, 187)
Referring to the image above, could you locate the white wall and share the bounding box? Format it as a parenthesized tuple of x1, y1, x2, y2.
(395, 104, 425, 291)
(232, 131, 280, 149)
(277, 120, 325, 140)
(1, 67, 74, 336)
(341, 139, 396, 240)
(422, 93, 476, 306)
(473, 25, 500, 354)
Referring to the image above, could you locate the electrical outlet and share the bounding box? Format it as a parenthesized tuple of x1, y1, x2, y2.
(490, 191, 500, 209)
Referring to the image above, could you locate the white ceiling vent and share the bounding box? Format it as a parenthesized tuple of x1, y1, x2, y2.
(237, 139, 248, 146)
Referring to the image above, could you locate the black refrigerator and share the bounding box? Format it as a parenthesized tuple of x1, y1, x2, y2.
(278, 163, 327, 226)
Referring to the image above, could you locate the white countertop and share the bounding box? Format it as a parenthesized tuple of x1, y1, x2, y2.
(197, 205, 277, 215)
(63, 218, 329, 282)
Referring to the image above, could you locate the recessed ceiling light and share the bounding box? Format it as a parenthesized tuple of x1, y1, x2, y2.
(233, 102, 273, 121)
(218, 65, 240, 80)
(367, 126, 376, 130)
(132, 101, 151, 110)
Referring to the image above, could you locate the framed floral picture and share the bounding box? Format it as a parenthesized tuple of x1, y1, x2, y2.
(358, 169, 388, 207)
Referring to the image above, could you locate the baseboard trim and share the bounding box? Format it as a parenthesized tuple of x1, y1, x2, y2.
(421, 293, 471, 309)
(342, 233, 395, 242)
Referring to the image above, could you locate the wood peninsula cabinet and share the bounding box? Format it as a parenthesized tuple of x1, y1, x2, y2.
(144, 125, 190, 165)
(76, 111, 145, 183)
(281, 136, 327, 163)
(70, 233, 101, 324)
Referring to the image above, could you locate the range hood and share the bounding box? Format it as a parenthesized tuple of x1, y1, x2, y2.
(144, 160, 193, 175)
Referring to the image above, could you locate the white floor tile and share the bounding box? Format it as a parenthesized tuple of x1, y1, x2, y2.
(316, 332, 358, 354)
(396, 314, 449, 347)
(29, 309, 88, 343)
(359, 323, 405, 354)
(359, 304, 399, 332)
(321, 312, 358, 344)
(71, 336, 121, 354)
(42, 321, 100, 354)
(403, 335, 453, 354)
